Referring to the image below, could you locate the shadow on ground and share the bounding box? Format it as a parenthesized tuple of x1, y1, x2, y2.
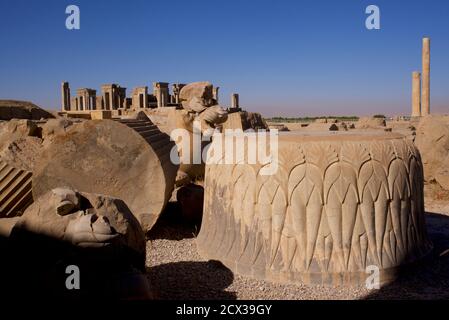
(146, 260, 236, 300)
(146, 201, 236, 300)
(364, 211, 449, 299)
(0, 228, 150, 300)
(148, 202, 201, 241)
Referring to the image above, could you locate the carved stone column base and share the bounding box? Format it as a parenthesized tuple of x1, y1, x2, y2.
(197, 131, 432, 286)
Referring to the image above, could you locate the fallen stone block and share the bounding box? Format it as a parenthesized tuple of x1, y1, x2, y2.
(32, 119, 178, 232)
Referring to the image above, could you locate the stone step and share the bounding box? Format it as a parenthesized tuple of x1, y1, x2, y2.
(0, 162, 8, 173)
(0, 170, 32, 207)
(158, 148, 177, 165)
(132, 125, 158, 133)
(0, 167, 22, 193)
(145, 136, 170, 151)
(0, 166, 15, 185)
(139, 128, 164, 139)
(145, 132, 170, 144)
(116, 118, 175, 165)
(5, 188, 33, 217)
(0, 161, 33, 217)
(0, 177, 32, 216)
(154, 143, 176, 159)
(118, 118, 149, 123)
(119, 120, 153, 128)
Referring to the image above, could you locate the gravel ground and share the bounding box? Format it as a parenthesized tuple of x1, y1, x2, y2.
(146, 200, 449, 300)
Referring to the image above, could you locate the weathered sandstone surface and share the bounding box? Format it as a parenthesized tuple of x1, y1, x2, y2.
(415, 116, 449, 191)
(0, 100, 54, 121)
(32, 119, 178, 232)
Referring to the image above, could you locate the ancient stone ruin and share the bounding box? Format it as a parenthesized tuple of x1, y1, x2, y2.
(197, 131, 432, 285)
(0, 73, 442, 299)
(410, 37, 431, 118)
(32, 119, 178, 232)
(60, 80, 228, 118)
(1, 187, 151, 298)
(0, 160, 33, 217)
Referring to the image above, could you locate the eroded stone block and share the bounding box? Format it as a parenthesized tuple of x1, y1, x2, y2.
(90, 110, 112, 120)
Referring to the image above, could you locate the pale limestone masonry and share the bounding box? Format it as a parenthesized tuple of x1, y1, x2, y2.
(0, 160, 33, 218)
(153, 82, 169, 108)
(90, 110, 112, 120)
(75, 88, 97, 111)
(61, 81, 221, 115)
(101, 84, 126, 110)
(132, 86, 148, 109)
(70, 97, 77, 111)
(421, 37, 430, 116)
(96, 96, 103, 110)
(411, 71, 421, 117)
(197, 131, 432, 286)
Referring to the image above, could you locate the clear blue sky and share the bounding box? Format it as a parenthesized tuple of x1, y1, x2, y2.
(0, 0, 448, 117)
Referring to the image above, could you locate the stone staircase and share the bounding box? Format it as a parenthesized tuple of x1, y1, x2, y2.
(0, 160, 33, 217)
(116, 119, 175, 163)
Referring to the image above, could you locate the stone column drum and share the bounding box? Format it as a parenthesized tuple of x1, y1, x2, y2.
(231, 93, 239, 109)
(421, 37, 430, 116)
(411, 71, 421, 117)
(32, 119, 178, 232)
(197, 132, 432, 286)
(61, 82, 70, 111)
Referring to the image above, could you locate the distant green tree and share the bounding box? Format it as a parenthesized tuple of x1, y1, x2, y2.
(265, 115, 360, 122)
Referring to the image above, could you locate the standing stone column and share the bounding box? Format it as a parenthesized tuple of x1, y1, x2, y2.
(153, 83, 162, 108)
(172, 84, 179, 104)
(161, 91, 167, 107)
(102, 90, 107, 110)
(61, 82, 71, 111)
(153, 82, 169, 107)
(411, 71, 421, 117)
(86, 92, 90, 110)
(161, 85, 169, 107)
(82, 93, 86, 110)
(111, 86, 116, 110)
(231, 93, 239, 109)
(86, 92, 91, 110)
(421, 37, 430, 116)
(143, 87, 149, 109)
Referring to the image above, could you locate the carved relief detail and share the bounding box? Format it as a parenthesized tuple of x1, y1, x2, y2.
(197, 137, 432, 285)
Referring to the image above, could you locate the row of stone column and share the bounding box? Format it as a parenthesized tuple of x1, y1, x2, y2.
(62, 81, 242, 111)
(412, 37, 431, 117)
